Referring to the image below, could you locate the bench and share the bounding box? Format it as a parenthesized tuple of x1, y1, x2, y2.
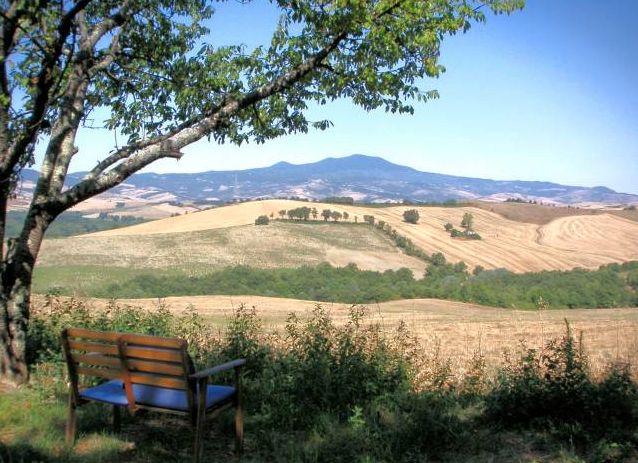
(61, 328, 245, 462)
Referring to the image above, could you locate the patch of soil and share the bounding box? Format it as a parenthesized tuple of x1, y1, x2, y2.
(472, 201, 603, 225)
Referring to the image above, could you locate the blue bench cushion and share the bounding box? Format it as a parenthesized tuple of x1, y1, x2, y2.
(79, 380, 127, 406)
(78, 380, 235, 412)
(131, 384, 235, 412)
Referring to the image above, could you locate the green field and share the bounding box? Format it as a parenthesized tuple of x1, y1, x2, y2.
(6, 211, 146, 238)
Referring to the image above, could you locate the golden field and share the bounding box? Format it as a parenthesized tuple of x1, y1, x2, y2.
(82, 199, 638, 273)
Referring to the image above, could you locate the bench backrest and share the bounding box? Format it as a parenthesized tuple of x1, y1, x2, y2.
(118, 332, 195, 412)
(62, 328, 196, 413)
(62, 328, 125, 390)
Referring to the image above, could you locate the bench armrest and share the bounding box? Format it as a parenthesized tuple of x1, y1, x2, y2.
(190, 359, 246, 380)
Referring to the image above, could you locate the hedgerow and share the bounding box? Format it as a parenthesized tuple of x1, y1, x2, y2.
(80, 261, 638, 309)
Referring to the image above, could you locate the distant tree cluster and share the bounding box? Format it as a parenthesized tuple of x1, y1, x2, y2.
(505, 197, 552, 206)
(444, 213, 481, 240)
(275, 207, 350, 223)
(4, 211, 146, 239)
(322, 196, 355, 205)
(287, 207, 312, 220)
(361, 213, 432, 262)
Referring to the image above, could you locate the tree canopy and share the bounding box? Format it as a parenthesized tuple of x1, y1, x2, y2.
(0, 0, 524, 384)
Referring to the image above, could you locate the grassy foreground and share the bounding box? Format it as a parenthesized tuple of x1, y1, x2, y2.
(1, 298, 637, 462)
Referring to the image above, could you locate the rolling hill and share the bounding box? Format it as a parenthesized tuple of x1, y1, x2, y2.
(49, 199, 638, 273)
(13, 155, 638, 216)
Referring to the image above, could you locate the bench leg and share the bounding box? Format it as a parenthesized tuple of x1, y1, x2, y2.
(113, 405, 121, 433)
(193, 413, 206, 463)
(193, 381, 207, 463)
(235, 369, 244, 456)
(235, 398, 243, 455)
(65, 395, 77, 446)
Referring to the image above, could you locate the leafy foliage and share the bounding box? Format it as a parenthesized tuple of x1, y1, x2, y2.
(5, 211, 146, 239)
(47, 261, 638, 309)
(255, 215, 270, 225)
(444, 213, 482, 239)
(485, 321, 638, 442)
(461, 212, 474, 231)
(403, 209, 420, 224)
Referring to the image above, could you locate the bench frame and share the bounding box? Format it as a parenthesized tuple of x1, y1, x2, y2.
(61, 328, 245, 462)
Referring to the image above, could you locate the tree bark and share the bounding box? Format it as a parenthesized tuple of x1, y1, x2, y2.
(0, 203, 52, 384)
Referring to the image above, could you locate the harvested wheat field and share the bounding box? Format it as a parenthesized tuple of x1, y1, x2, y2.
(88, 199, 638, 272)
(38, 221, 426, 274)
(80, 295, 638, 378)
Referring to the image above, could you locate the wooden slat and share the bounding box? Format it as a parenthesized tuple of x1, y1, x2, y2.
(127, 359, 185, 376)
(77, 366, 122, 380)
(120, 333, 185, 349)
(125, 346, 183, 363)
(66, 328, 121, 342)
(72, 353, 119, 368)
(129, 372, 187, 389)
(69, 340, 118, 355)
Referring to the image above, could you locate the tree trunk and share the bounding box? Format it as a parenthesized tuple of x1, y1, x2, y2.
(0, 205, 52, 384)
(0, 270, 31, 384)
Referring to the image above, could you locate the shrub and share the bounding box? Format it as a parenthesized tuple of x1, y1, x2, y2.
(485, 321, 638, 441)
(255, 214, 270, 225)
(363, 214, 375, 225)
(403, 209, 420, 224)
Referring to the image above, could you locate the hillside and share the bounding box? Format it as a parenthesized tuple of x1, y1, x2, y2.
(12, 156, 638, 217)
(82, 199, 638, 273)
(39, 219, 425, 274)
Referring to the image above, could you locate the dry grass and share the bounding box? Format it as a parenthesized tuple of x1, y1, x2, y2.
(69, 294, 638, 378)
(473, 201, 638, 224)
(82, 199, 638, 273)
(38, 221, 426, 274)
(471, 201, 607, 225)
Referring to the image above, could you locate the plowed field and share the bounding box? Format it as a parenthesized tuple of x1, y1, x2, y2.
(89, 199, 638, 272)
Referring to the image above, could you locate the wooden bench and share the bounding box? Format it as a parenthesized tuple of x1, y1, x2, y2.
(61, 328, 245, 462)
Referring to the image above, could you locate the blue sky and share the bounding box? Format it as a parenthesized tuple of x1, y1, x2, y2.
(68, 1, 638, 194)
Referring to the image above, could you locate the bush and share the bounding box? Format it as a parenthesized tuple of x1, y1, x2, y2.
(255, 214, 270, 225)
(485, 321, 638, 441)
(403, 209, 420, 224)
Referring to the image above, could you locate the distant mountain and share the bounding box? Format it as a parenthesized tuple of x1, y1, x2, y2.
(14, 154, 638, 207)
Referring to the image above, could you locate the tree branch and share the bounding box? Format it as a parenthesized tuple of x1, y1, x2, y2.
(62, 30, 350, 209)
(0, 0, 92, 180)
(85, 0, 130, 50)
(90, 28, 122, 74)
